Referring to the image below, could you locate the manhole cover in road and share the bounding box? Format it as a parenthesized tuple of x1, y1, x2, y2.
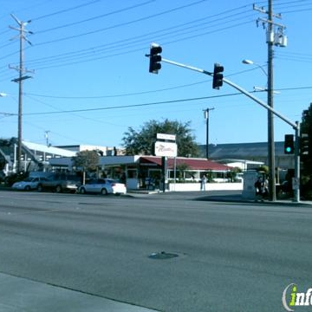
(148, 251, 179, 260)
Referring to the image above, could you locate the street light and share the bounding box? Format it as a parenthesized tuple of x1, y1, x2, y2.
(242, 59, 268, 77)
(242, 58, 276, 202)
(242, 60, 280, 94)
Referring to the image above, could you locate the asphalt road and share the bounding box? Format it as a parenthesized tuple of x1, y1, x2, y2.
(0, 190, 311, 312)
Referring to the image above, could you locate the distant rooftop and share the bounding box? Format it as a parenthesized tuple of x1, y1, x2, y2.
(199, 142, 286, 159)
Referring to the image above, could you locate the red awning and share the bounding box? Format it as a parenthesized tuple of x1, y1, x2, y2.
(140, 156, 230, 171)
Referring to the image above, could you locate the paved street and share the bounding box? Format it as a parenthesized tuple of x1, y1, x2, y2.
(0, 190, 311, 311)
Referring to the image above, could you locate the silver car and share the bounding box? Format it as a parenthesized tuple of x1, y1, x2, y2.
(12, 177, 48, 191)
(79, 178, 126, 195)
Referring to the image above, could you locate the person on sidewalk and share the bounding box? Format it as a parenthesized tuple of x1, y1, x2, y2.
(254, 177, 266, 201)
(201, 174, 207, 191)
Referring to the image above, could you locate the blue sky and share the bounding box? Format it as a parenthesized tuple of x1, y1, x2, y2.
(0, 0, 311, 148)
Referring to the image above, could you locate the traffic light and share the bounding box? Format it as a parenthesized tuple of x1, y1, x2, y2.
(149, 44, 162, 74)
(284, 134, 294, 154)
(300, 133, 309, 156)
(212, 63, 224, 89)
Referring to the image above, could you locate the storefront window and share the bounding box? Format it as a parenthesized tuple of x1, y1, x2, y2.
(127, 169, 137, 179)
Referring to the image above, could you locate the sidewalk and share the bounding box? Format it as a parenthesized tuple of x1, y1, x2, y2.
(0, 273, 159, 312)
(198, 193, 312, 206)
(127, 190, 312, 206)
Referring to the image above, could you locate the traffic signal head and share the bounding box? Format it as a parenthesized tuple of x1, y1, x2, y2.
(212, 63, 224, 89)
(284, 134, 294, 154)
(149, 44, 162, 74)
(300, 133, 309, 156)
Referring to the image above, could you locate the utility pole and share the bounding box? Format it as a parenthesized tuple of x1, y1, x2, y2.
(203, 108, 214, 159)
(254, 1, 287, 201)
(267, 0, 276, 202)
(9, 14, 33, 173)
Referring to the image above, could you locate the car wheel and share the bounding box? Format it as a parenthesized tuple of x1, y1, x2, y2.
(37, 184, 43, 192)
(101, 188, 108, 195)
(80, 187, 86, 194)
(24, 185, 31, 191)
(55, 185, 62, 193)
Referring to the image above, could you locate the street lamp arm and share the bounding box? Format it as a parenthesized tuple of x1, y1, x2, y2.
(222, 77, 297, 129)
(242, 59, 268, 77)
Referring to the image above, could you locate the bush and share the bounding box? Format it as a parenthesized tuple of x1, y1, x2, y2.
(4, 172, 28, 187)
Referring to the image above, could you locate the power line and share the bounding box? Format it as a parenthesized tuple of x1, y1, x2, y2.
(24, 81, 312, 100)
(24, 12, 256, 70)
(31, 0, 100, 21)
(23, 84, 312, 116)
(33, 0, 207, 46)
(24, 80, 210, 99)
(35, 0, 154, 34)
(0, 3, 256, 70)
(24, 92, 243, 116)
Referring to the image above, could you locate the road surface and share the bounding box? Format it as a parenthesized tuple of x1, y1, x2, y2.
(0, 190, 311, 311)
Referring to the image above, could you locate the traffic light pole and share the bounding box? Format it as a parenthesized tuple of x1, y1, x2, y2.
(294, 122, 300, 201)
(160, 57, 301, 202)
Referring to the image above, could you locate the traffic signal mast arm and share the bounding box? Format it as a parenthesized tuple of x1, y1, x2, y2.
(161, 57, 298, 130)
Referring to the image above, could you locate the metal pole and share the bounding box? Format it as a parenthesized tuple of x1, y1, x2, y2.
(294, 122, 300, 202)
(204, 108, 214, 159)
(267, 0, 276, 201)
(17, 23, 24, 173)
(206, 112, 209, 159)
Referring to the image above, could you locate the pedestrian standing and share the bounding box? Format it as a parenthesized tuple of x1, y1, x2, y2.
(201, 174, 207, 191)
(254, 177, 265, 201)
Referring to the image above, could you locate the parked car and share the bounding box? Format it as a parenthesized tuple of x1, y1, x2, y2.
(78, 178, 126, 195)
(37, 174, 81, 193)
(12, 177, 48, 191)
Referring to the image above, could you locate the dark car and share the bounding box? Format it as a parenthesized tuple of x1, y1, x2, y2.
(37, 174, 81, 193)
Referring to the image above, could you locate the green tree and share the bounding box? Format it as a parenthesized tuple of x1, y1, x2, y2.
(72, 150, 99, 184)
(72, 150, 99, 172)
(122, 119, 199, 157)
(257, 165, 269, 176)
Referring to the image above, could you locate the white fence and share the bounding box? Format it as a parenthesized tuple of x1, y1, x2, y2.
(168, 182, 243, 192)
